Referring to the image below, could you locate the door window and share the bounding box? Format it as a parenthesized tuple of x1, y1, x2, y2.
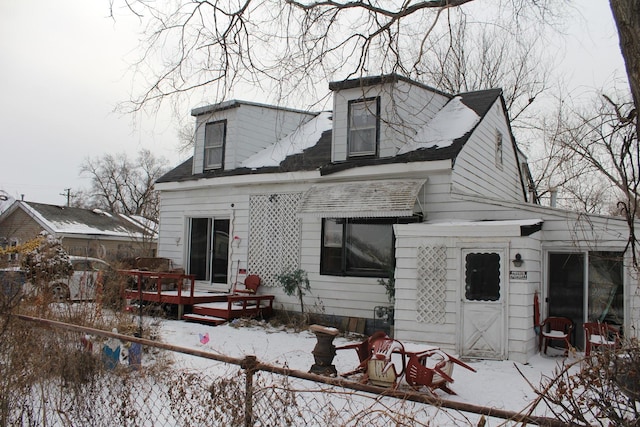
(464, 252, 501, 301)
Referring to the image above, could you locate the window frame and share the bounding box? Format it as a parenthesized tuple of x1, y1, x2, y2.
(320, 215, 420, 278)
(7, 239, 18, 262)
(347, 97, 380, 158)
(495, 130, 504, 168)
(204, 120, 227, 170)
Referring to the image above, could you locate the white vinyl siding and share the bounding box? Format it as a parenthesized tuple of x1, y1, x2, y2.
(393, 223, 542, 363)
(332, 80, 449, 162)
(157, 179, 395, 317)
(452, 101, 524, 202)
(192, 103, 315, 174)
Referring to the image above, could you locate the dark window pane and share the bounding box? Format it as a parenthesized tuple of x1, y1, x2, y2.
(190, 218, 209, 280)
(321, 219, 343, 274)
(465, 252, 501, 301)
(589, 251, 623, 325)
(212, 220, 229, 284)
(345, 222, 393, 274)
(320, 218, 394, 277)
(205, 122, 224, 147)
(205, 147, 223, 168)
(349, 129, 376, 155)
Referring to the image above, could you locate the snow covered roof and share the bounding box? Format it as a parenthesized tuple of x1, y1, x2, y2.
(157, 83, 503, 183)
(13, 201, 155, 239)
(397, 97, 480, 154)
(241, 112, 332, 169)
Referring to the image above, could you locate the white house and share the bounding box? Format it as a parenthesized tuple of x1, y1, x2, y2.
(155, 74, 638, 363)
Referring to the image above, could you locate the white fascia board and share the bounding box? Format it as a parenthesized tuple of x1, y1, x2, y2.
(394, 220, 539, 238)
(451, 190, 631, 228)
(155, 159, 452, 192)
(325, 160, 452, 181)
(155, 170, 321, 192)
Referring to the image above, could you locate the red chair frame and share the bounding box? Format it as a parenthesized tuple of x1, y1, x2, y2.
(539, 316, 574, 355)
(335, 331, 388, 377)
(583, 322, 620, 356)
(405, 349, 476, 395)
(366, 337, 406, 388)
(233, 274, 261, 294)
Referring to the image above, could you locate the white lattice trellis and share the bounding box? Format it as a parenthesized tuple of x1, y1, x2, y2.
(416, 245, 447, 324)
(248, 193, 302, 287)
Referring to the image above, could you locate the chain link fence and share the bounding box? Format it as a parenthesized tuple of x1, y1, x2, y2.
(1, 314, 564, 427)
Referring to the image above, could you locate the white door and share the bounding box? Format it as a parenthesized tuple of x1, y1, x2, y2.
(460, 249, 506, 359)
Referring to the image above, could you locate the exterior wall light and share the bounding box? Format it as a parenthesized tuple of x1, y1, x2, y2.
(512, 253, 523, 267)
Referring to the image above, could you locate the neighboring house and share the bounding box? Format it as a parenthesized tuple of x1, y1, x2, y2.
(155, 74, 638, 363)
(0, 201, 157, 265)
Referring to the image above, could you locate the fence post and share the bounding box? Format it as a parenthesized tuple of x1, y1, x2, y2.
(241, 355, 258, 427)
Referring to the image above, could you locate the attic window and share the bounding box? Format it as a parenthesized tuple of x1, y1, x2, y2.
(8, 238, 18, 262)
(205, 120, 226, 170)
(348, 97, 379, 158)
(495, 130, 503, 168)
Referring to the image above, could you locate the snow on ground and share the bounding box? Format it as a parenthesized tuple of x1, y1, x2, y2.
(159, 318, 572, 421)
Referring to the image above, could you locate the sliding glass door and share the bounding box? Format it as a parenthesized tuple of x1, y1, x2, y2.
(188, 218, 230, 286)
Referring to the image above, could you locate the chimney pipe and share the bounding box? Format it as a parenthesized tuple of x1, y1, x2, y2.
(549, 188, 558, 207)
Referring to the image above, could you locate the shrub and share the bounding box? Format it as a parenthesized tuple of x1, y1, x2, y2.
(274, 269, 310, 314)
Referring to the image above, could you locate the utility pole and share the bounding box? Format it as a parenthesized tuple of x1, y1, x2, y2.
(60, 188, 71, 207)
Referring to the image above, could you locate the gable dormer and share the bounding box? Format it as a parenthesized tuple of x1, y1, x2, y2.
(191, 100, 317, 174)
(328, 74, 450, 163)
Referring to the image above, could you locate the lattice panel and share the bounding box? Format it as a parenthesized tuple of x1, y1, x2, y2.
(249, 193, 302, 287)
(416, 245, 447, 324)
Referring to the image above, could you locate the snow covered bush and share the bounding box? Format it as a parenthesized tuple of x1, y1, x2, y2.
(532, 338, 640, 425)
(20, 232, 72, 298)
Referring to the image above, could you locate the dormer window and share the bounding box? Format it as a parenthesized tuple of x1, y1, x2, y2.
(348, 97, 379, 158)
(204, 120, 226, 170)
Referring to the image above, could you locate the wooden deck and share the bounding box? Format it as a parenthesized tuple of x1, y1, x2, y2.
(120, 269, 274, 323)
(184, 294, 275, 324)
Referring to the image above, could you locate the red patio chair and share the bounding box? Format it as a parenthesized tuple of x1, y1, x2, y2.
(335, 331, 388, 377)
(583, 322, 620, 356)
(233, 274, 261, 294)
(539, 316, 573, 355)
(366, 337, 407, 388)
(405, 349, 476, 395)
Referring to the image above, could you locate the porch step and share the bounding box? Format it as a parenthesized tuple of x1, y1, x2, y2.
(182, 313, 228, 326)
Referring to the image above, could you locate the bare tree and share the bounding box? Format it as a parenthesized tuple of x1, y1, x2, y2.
(109, 1, 562, 110)
(79, 149, 169, 220)
(544, 92, 640, 263)
(609, 0, 640, 141)
(109, 1, 637, 140)
(418, 12, 549, 130)
(526, 92, 621, 214)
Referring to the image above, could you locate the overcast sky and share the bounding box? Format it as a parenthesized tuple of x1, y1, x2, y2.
(0, 1, 627, 207)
